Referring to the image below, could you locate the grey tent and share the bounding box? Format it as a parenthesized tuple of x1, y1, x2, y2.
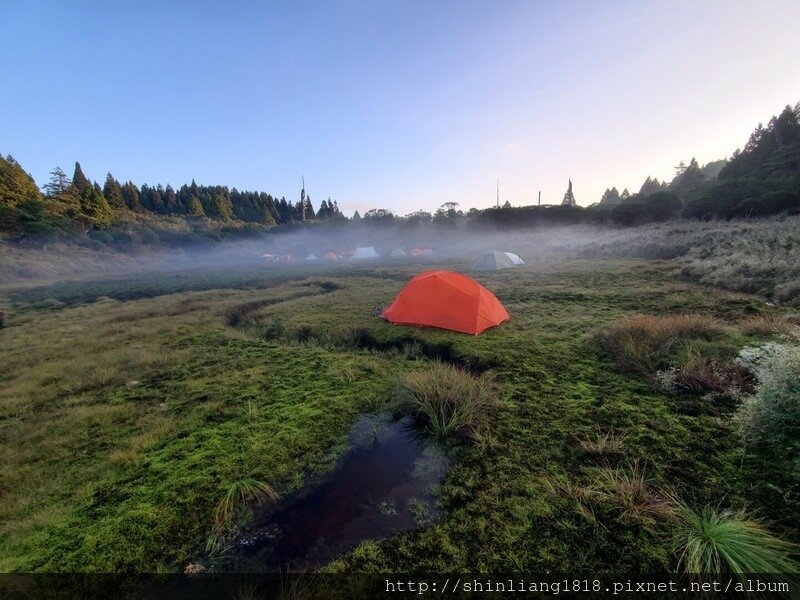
(306, 254, 318, 261)
(473, 250, 516, 271)
(353, 246, 380, 259)
(389, 248, 407, 257)
(504, 252, 524, 265)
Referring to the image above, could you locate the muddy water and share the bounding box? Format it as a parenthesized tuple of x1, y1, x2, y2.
(231, 414, 448, 572)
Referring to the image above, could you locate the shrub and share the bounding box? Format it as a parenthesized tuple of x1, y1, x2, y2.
(776, 280, 800, 306)
(394, 362, 496, 441)
(672, 500, 798, 575)
(735, 343, 800, 479)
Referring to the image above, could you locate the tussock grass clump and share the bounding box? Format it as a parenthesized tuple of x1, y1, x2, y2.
(214, 477, 277, 528)
(672, 501, 798, 575)
(577, 428, 627, 457)
(394, 362, 496, 441)
(589, 463, 675, 527)
(740, 314, 798, 336)
(602, 314, 725, 375)
(600, 314, 754, 398)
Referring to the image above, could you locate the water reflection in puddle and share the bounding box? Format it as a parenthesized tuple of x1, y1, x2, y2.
(230, 414, 448, 571)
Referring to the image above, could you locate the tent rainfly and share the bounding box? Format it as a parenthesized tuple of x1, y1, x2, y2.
(306, 254, 318, 261)
(322, 251, 338, 260)
(389, 248, 407, 257)
(353, 246, 380, 259)
(473, 251, 515, 271)
(504, 252, 524, 265)
(409, 248, 424, 256)
(382, 270, 510, 335)
(261, 253, 275, 259)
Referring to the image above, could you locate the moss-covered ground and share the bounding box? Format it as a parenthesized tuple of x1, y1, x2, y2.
(0, 258, 796, 572)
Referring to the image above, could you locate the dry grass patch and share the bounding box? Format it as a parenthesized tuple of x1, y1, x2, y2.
(602, 314, 726, 375)
(577, 428, 627, 457)
(740, 314, 798, 336)
(588, 462, 676, 527)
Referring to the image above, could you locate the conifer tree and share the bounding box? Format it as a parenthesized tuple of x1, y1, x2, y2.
(0, 154, 42, 207)
(103, 173, 126, 209)
(187, 195, 204, 216)
(71, 162, 92, 194)
(44, 167, 70, 198)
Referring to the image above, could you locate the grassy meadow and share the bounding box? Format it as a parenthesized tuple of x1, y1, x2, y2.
(1, 221, 799, 574)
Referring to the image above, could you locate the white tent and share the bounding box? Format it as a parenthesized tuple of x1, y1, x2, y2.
(504, 252, 524, 265)
(306, 254, 318, 261)
(353, 246, 380, 259)
(261, 253, 275, 259)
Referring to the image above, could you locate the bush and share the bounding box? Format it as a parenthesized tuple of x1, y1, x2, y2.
(394, 362, 496, 441)
(776, 280, 800, 306)
(735, 343, 800, 477)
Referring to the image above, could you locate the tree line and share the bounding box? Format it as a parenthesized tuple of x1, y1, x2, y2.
(1, 101, 798, 244)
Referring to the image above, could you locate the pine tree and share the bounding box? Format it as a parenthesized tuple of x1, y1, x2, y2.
(164, 185, 181, 213)
(0, 154, 42, 207)
(103, 173, 126, 210)
(352, 210, 361, 221)
(121, 181, 142, 212)
(318, 199, 329, 219)
(44, 167, 70, 198)
(71, 162, 92, 194)
(187, 195, 204, 216)
(79, 185, 114, 226)
(561, 179, 577, 206)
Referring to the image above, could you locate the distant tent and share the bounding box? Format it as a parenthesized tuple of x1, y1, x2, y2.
(341, 251, 354, 259)
(504, 252, 524, 265)
(353, 246, 379, 259)
(389, 248, 407, 257)
(279, 254, 294, 262)
(261, 253, 275, 259)
(473, 251, 515, 271)
(382, 270, 510, 335)
(322, 252, 338, 260)
(421, 248, 433, 256)
(306, 254, 318, 261)
(409, 248, 424, 256)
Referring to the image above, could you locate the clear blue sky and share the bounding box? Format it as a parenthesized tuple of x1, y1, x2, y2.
(2, 0, 799, 216)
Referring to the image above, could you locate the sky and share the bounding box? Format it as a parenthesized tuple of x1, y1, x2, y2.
(2, 0, 799, 216)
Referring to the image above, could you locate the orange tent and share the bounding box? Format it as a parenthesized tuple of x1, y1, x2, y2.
(322, 251, 338, 260)
(382, 270, 510, 335)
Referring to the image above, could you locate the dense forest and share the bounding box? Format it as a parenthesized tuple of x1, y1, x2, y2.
(1, 102, 798, 249)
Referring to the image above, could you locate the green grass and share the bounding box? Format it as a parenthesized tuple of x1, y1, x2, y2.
(1, 254, 797, 573)
(214, 477, 277, 528)
(393, 362, 497, 441)
(672, 501, 798, 575)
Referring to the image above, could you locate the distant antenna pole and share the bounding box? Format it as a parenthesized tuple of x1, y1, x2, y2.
(301, 176, 306, 222)
(496, 179, 499, 208)
(538, 190, 541, 206)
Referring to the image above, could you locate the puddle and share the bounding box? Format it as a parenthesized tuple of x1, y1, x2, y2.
(229, 414, 449, 572)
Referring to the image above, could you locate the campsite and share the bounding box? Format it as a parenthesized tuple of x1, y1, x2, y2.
(1, 218, 799, 577)
(2, 1, 799, 593)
